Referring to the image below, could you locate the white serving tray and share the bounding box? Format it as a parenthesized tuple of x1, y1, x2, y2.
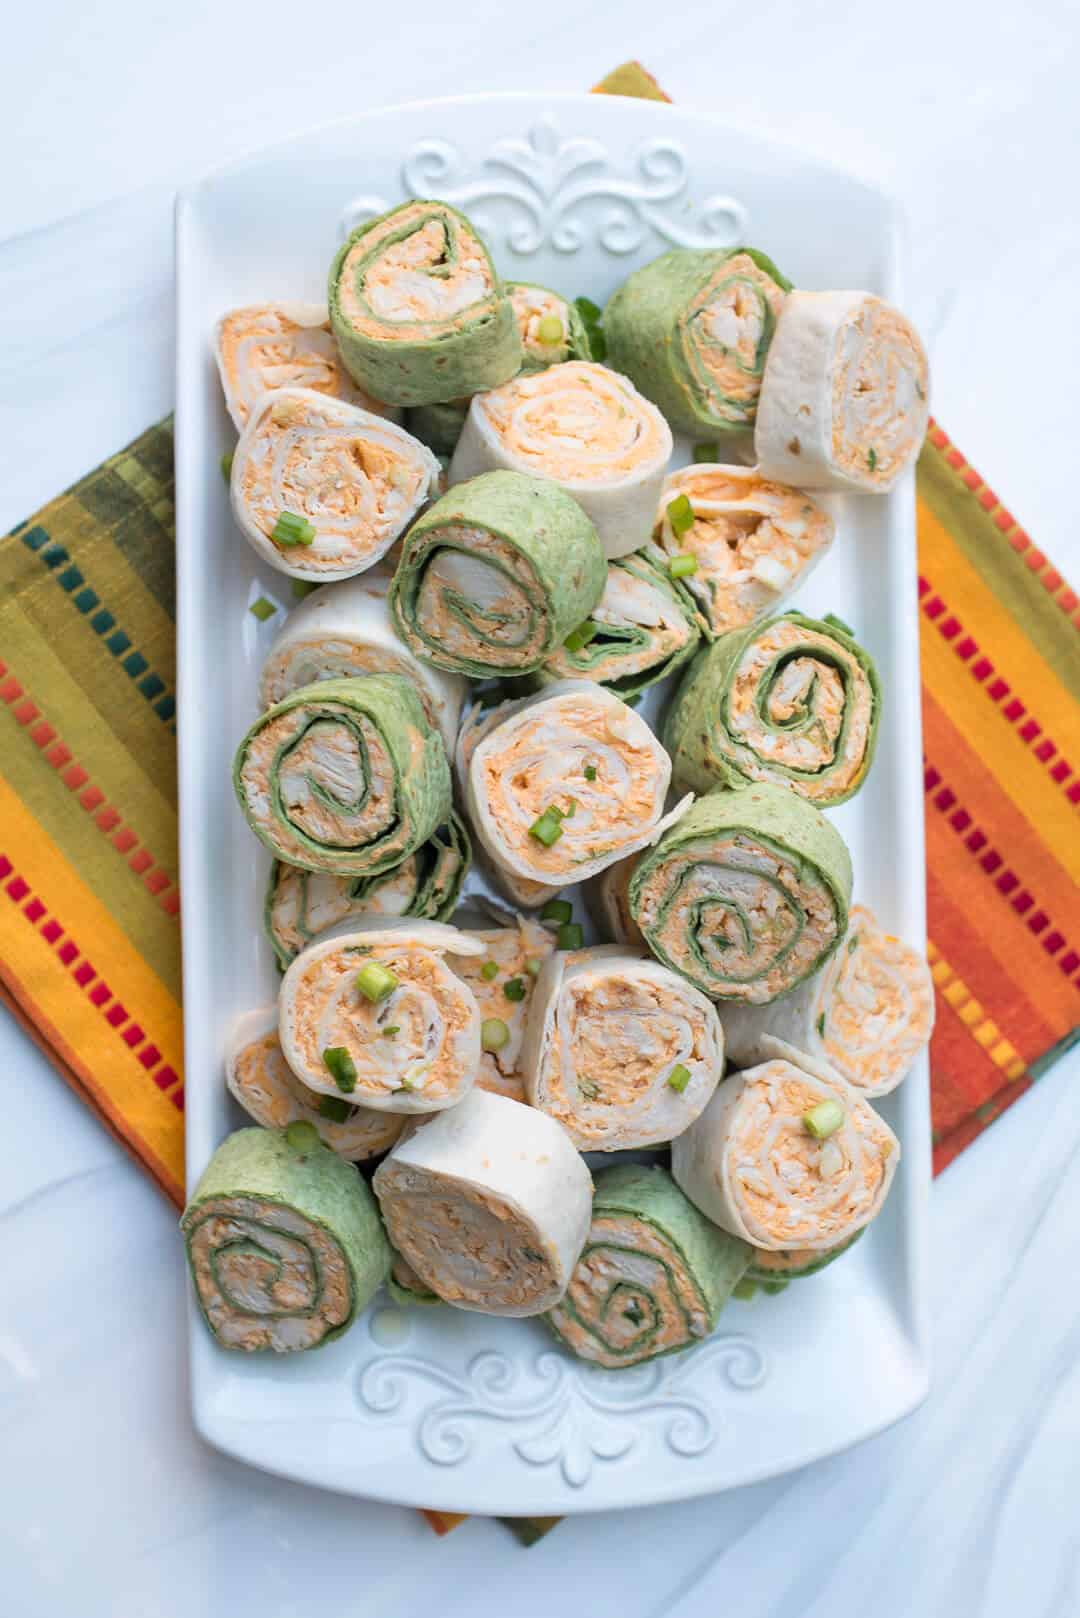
(175, 91, 930, 1514)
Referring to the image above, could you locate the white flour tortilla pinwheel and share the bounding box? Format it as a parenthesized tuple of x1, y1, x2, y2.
(672, 1057, 899, 1251)
(278, 919, 484, 1114)
(231, 388, 439, 582)
(453, 698, 560, 911)
(520, 948, 724, 1150)
(449, 361, 673, 560)
(214, 302, 396, 432)
(452, 911, 557, 1102)
(466, 680, 691, 888)
(372, 1088, 593, 1317)
(754, 291, 930, 492)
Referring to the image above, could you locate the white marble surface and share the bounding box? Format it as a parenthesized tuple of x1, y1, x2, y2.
(2, 3, 1079, 1614)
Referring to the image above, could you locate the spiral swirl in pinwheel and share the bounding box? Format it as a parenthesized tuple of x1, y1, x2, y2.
(721, 904, 935, 1098)
(328, 200, 521, 407)
(520, 948, 724, 1150)
(214, 302, 396, 432)
(388, 470, 606, 678)
(755, 291, 930, 492)
(664, 611, 881, 805)
(604, 247, 792, 436)
(278, 919, 483, 1114)
(672, 1058, 899, 1250)
(181, 1125, 389, 1352)
(629, 784, 852, 1004)
(548, 1164, 751, 1368)
(233, 673, 452, 877)
(448, 362, 673, 560)
(453, 699, 560, 911)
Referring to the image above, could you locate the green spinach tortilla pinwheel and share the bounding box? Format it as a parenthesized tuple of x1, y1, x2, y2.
(214, 302, 397, 433)
(449, 361, 673, 560)
(265, 813, 471, 969)
(745, 1231, 863, 1286)
(231, 388, 439, 582)
(372, 1088, 593, 1317)
(664, 611, 881, 805)
(386, 1251, 443, 1307)
(548, 1163, 751, 1368)
(181, 1124, 389, 1353)
(652, 464, 835, 639)
(259, 573, 465, 754)
(755, 291, 930, 492)
(389, 470, 606, 678)
(278, 918, 484, 1114)
(672, 1057, 899, 1250)
(233, 673, 451, 877)
(226, 1008, 404, 1160)
(604, 247, 792, 437)
(538, 549, 700, 701)
(721, 904, 935, 1098)
(328, 200, 521, 407)
(628, 783, 852, 1004)
(520, 947, 724, 1150)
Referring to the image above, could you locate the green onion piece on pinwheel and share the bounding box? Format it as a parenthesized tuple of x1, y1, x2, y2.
(230, 388, 440, 582)
(547, 1164, 751, 1369)
(651, 465, 835, 639)
(258, 572, 465, 755)
(225, 1008, 404, 1160)
(328, 200, 521, 407)
(628, 782, 851, 1004)
(466, 680, 692, 890)
(519, 948, 724, 1151)
(672, 1057, 899, 1250)
(603, 247, 792, 437)
(507, 281, 594, 372)
(278, 918, 484, 1114)
(754, 290, 930, 492)
(452, 911, 556, 1102)
(744, 1229, 864, 1285)
(452, 699, 562, 912)
(664, 610, 881, 805)
(372, 1089, 593, 1317)
(232, 673, 451, 877)
(389, 469, 606, 679)
(448, 362, 673, 560)
(386, 1250, 444, 1307)
(264, 813, 471, 970)
(213, 301, 399, 433)
(536, 550, 701, 701)
(180, 1125, 389, 1353)
(720, 904, 935, 1098)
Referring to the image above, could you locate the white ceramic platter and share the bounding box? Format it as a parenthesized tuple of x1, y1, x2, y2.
(175, 91, 930, 1514)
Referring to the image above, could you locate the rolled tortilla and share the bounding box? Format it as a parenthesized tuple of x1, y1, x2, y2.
(754, 291, 930, 492)
(328, 200, 521, 407)
(387, 1251, 443, 1307)
(520, 948, 724, 1150)
(453, 912, 557, 1102)
(180, 1124, 389, 1352)
(652, 465, 835, 639)
(629, 783, 852, 1004)
(587, 851, 645, 948)
(604, 248, 792, 436)
(278, 918, 484, 1113)
(745, 1230, 862, 1284)
(721, 904, 935, 1098)
(453, 699, 560, 910)
(231, 388, 440, 582)
(664, 611, 881, 804)
(388, 470, 606, 678)
(372, 1088, 593, 1316)
(466, 680, 690, 887)
(259, 573, 465, 754)
(265, 814, 471, 969)
(538, 549, 701, 701)
(548, 1164, 751, 1367)
(671, 1058, 899, 1250)
(226, 1008, 404, 1159)
(233, 673, 452, 877)
(449, 362, 673, 560)
(213, 301, 396, 433)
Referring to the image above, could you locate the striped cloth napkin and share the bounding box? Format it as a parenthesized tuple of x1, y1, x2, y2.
(1, 62, 1077, 1545)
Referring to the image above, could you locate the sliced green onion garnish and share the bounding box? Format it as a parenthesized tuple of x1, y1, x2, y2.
(669, 553, 698, 579)
(804, 1098, 845, 1140)
(563, 621, 598, 654)
(381, 1024, 401, 1039)
(667, 1063, 691, 1093)
(525, 958, 542, 978)
(271, 510, 316, 548)
(692, 443, 717, 464)
(355, 962, 398, 1003)
(291, 579, 319, 599)
(557, 921, 584, 950)
(321, 1047, 357, 1093)
(540, 898, 573, 925)
(220, 450, 234, 482)
(480, 960, 499, 982)
(503, 977, 526, 1003)
(815, 1012, 826, 1037)
(560, 797, 577, 818)
(318, 1095, 352, 1123)
(285, 1120, 320, 1150)
(248, 595, 277, 622)
(666, 494, 694, 537)
(584, 763, 597, 782)
(529, 810, 564, 847)
(537, 314, 565, 345)
(867, 447, 878, 472)
(733, 1278, 758, 1300)
(481, 1017, 510, 1052)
